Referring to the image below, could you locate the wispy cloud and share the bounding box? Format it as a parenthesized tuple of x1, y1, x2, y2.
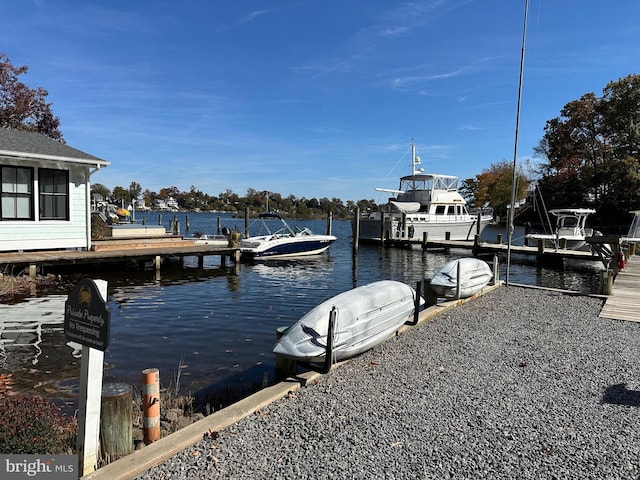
(215, 9, 269, 33)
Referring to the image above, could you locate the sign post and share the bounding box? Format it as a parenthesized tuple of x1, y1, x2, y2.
(64, 278, 110, 476)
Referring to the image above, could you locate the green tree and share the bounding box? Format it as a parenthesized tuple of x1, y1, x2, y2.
(534, 74, 640, 224)
(0, 53, 63, 140)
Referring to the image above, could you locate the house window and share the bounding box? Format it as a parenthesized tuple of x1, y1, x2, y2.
(1, 166, 34, 220)
(39, 169, 69, 220)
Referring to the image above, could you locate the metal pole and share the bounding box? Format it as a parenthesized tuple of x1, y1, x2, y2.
(506, 0, 529, 286)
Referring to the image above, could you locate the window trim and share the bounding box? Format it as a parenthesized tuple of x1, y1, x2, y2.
(39, 168, 69, 221)
(1, 165, 34, 221)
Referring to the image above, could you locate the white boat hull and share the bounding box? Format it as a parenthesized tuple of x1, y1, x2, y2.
(358, 215, 492, 242)
(273, 280, 422, 363)
(241, 234, 336, 259)
(430, 257, 493, 299)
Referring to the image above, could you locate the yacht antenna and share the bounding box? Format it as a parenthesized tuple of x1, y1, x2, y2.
(506, 0, 529, 285)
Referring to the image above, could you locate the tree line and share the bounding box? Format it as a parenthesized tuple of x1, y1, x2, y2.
(91, 182, 377, 220)
(2, 52, 639, 227)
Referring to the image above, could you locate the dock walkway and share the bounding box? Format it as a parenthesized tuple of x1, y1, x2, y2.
(0, 237, 240, 276)
(599, 254, 640, 322)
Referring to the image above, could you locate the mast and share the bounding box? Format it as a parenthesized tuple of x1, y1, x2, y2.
(506, 0, 529, 285)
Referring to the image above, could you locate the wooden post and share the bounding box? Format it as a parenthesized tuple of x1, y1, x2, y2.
(142, 368, 160, 444)
(185, 215, 190, 231)
(422, 232, 428, 250)
(497, 234, 503, 244)
(353, 207, 360, 254)
(476, 211, 482, 236)
(100, 383, 133, 463)
(28, 264, 37, 279)
(473, 234, 480, 256)
(402, 213, 407, 239)
(379, 212, 385, 246)
(244, 208, 250, 238)
(275, 326, 297, 380)
(326, 211, 333, 235)
(175, 221, 180, 236)
(600, 269, 613, 295)
(154, 255, 161, 272)
(217, 216, 222, 235)
(158, 213, 162, 225)
(411, 280, 421, 325)
(142, 216, 146, 226)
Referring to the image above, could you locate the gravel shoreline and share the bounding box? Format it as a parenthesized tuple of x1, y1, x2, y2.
(138, 286, 640, 479)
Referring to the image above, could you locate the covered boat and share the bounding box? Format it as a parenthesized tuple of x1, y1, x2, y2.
(273, 280, 422, 364)
(430, 257, 493, 299)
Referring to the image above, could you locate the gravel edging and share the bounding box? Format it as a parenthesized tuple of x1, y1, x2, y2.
(138, 286, 640, 480)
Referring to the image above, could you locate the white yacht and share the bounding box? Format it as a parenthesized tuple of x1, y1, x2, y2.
(357, 142, 493, 242)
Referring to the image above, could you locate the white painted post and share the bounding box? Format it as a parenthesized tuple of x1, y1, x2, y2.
(77, 279, 107, 476)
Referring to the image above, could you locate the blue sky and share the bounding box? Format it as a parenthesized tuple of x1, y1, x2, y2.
(2, 1, 639, 203)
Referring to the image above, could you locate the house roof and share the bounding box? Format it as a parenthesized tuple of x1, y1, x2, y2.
(0, 127, 109, 168)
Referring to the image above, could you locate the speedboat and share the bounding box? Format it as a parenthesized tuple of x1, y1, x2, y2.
(240, 213, 336, 260)
(430, 257, 493, 299)
(273, 280, 423, 364)
(356, 141, 493, 242)
(525, 208, 597, 251)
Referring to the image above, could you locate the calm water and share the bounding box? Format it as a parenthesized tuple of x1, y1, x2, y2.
(0, 212, 604, 401)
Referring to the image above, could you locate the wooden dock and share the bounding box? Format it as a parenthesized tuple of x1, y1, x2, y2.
(599, 255, 640, 322)
(0, 237, 241, 277)
(384, 237, 600, 264)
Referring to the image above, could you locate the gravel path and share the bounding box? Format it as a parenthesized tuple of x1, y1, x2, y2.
(138, 286, 640, 479)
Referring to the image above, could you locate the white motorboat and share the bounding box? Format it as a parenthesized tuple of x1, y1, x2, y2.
(357, 141, 493, 242)
(240, 213, 336, 260)
(430, 257, 493, 299)
(273, 280, 423, 364)
(525, 208, 597, 251)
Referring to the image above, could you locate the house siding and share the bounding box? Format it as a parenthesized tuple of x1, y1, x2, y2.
(0, 165, 90, 252)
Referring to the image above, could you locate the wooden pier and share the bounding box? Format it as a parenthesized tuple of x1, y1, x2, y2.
(0, 237, 241, 277)
(382, 236, 601, 264)
(599, 254, 640, 322)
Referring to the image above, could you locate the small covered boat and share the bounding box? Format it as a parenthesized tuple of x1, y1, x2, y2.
(273, 280, 422, 365)
(430, 257, 493, 299)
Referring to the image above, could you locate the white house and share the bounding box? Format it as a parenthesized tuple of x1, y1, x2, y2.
(0, 128, 109, 252)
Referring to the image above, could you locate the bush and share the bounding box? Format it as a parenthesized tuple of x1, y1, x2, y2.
(0, 395, 77, 454)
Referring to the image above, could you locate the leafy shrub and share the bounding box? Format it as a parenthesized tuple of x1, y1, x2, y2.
(0, 395, 77, 454)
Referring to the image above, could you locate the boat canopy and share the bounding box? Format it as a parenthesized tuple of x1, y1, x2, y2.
(258, 212, 284, 220)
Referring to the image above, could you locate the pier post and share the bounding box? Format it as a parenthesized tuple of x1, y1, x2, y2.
(379, 212, 385, 246)
(600, 269, 614, 295)
(353, 207, 360, 254)
(142, 216, 146, 226)
(493, 255, 499, 284)
(244, 208, 250, 238)
(476, 212, 482, 236)
(154, 255, 161, 272)
(497, 234, 503, 244)
(217, 216, 221, 234)
(473, 234, 480, 256)
(158, 214, 162, 225)
(100, 383, 133, 463)
(185, 215, 190, 231)
(422, 232, 428, 250)
(326, 211, 333, 235)
(142, 368, 160, 444)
